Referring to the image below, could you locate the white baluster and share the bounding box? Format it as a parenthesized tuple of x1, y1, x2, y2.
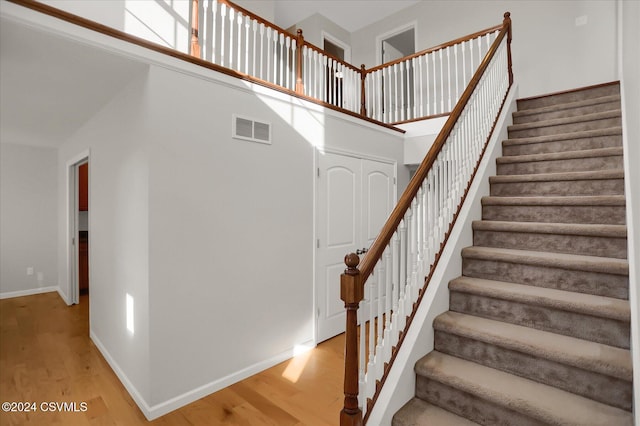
(211, 0, 218, 63)
(384, 246, 392, 360)
(398, 219, 407, 332)
(244, 16, 250, 75)
(285, 36, 291, 89)
(367, 275, 376, 400)
(439, 49, 444, 114)
(446, 46, 451, 111)
(252, 20, 257, 76)
(219, 3, 226, 67)
(425, 54, 430, 116)
(431, 51, 437, 115)
(278, 33, 284, 86)
(393, 64, 399, 122)
(201, 0, 209, 60)
(228, 8, 234, 69)
(391, 231, 400, 347)
(375, 261, 384, 381)
(461, 40, 466, 90)
(259, 23, 264, 79)
(358, 293, 366, 411)
(399, 62, 405, 121)
(236, 12, 242, 71)
(454, 43, 459, 105)
(469, 38, 474, 79)
(265, 28, 271, 82)
(417, 56, 423, 118)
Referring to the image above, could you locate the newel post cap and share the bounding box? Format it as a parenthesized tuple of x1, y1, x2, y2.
(341, 253, 363, 303)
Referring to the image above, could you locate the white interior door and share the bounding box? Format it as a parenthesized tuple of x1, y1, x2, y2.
(316, 152, 395, 343)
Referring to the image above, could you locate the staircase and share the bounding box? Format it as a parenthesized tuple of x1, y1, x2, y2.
(393, 82, 633, 426)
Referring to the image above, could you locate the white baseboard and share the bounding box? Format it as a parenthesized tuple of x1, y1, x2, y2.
(90, 329, 315, 421)
(0, 285, 59, 300)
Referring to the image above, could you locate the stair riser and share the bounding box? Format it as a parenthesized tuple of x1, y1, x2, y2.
(497, 155, 623, 175)
(502, 134, 622, 156)
(508, 116, 621, 139)
(473, 230, 628, 259)
(415, 377, 541, 426)
(448, 292, 630, 347)
(489, 179, 624, 197)
(512, 101, 620, 125)
(434, 331, 632, 410)
(461, 257, 629, 299)
(482, 204, 626, 225)
(517, 85, 620, 110)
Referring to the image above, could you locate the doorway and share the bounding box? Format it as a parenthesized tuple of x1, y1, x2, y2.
(378, 24, 416, 121)
(315, 150, 396, 343)
(68, 154, 89, 305)
(322, 32, 350, 108)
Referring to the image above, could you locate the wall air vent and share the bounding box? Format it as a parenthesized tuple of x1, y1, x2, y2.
(232, 115, 271, 145)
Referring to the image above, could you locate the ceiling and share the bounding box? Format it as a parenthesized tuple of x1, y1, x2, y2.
(0, 17, 148, 147)
(272, 1, 421, 33)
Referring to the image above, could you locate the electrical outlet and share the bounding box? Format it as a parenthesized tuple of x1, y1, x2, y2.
(575, 15, 588, 26)
(27, 267, 34, 276)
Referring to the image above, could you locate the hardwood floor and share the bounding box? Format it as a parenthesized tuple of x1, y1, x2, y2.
(0, 292, 345, 425)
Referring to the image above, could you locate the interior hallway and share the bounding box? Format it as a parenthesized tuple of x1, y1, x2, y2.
(0, 292, 345, 425)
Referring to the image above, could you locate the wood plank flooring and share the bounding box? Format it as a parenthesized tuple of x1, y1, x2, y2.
(0, 292, 345, 425)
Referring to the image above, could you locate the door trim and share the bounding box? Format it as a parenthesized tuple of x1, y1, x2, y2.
(321, 30, 351, 63)
(375, 21, 418, 65)
(313, 147, 397, 343)
(66, 150, 90, 305)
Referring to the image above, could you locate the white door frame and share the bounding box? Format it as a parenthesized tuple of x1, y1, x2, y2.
(66, 150, 90, 305)
(375, 21, 418, 65)
(313, 147, 397, 343)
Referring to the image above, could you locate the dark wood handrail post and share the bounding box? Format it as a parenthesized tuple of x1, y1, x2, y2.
(340, 253, 364, 426)
(360, 65, 367, 117)
(190, 0, 201, 58)
(296, 29, 305, 94)
(504, 12, 513, 85)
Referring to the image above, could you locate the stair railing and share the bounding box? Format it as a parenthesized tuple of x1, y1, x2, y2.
(363, 23, 504, 124)
(340, 13, 513, 426)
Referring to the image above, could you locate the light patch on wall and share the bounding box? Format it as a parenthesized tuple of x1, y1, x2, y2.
(126, 293, 135, 334)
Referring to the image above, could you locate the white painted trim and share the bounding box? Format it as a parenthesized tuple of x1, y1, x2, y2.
(91, 329, 315, 420)
(366, 84, 518, 425)
(65, 149, 90, 306)
(321, 30, 351, 63)
(0, 286, 60, 300)
(375, 21, 417, 66)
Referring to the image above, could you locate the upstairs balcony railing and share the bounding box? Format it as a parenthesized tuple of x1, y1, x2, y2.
(190, 0, 504, 126)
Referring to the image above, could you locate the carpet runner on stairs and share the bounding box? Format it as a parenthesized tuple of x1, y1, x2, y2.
(392, 82, 633, 426)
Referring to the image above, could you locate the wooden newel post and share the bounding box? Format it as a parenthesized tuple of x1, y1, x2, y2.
(504, 12, 513, 85)
(190, 0, 201, 58)
(340, 253, 364, 426)
(359, 65, 367, 117)
(296, 29, 305, 94)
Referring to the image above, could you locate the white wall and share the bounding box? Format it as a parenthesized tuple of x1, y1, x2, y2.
(618, 0, 640, 423)
(57, 69, 153, 409)
(290, 13, 351, 54)
(0, 143, 58, 296)
(40, 0, 190, 53)
(351, 1, 617, 98)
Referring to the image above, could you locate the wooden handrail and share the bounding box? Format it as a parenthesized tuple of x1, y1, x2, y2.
(300, 40, 362, 74)
(219, 0, 296, 40)
(358, 13, 510, 283)
(340, 13, 512, 426)
(365, 22, 503, 74)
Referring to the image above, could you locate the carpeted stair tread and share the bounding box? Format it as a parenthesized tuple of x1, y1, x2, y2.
(434, 311, 632, 380)
(449, 276, 630, 322)
(496, 147, 623, 165)
(513, 94, 621, 119)
(481, 194, 625, 206)
(472, 220, 627, 238)
(503, 127, 622, 147)
(508, 110, 621, 132)
(516, 83, 620, 110)
(489, 169, 624, 184)
(393, 398, 480, 426)
(415, 352, 633, 426)
(461, 246, 628, 276)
